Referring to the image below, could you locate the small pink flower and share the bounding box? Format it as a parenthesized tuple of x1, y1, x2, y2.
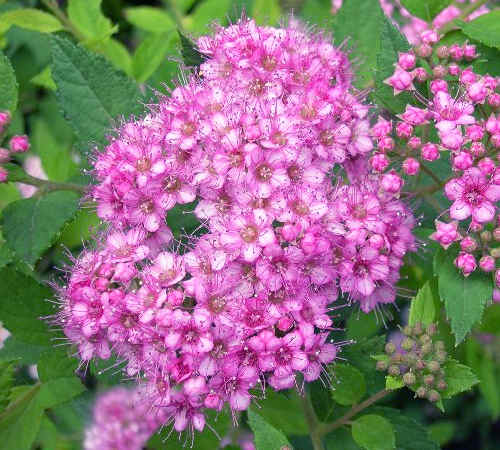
(9, 135, 29, 153)
(430, 220, 461, 249)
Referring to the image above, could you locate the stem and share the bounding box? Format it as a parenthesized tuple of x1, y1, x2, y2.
(419, 162, 443, 186)
(438, 0, 489, 35)
(317, 389, 390, 437)
(16, 173, 87, 194)
(41, 0, 87, 41)
(300, 392, 325, 450)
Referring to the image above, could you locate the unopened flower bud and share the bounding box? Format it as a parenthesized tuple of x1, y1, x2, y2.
(413, 322, 423, 336)
(0, 166, 7, 183)
(479, 255, 495, 273)
(435, 350, 447, 363)
(488, 93, 500, 109)
(396, 122, 414, 139)
(460, 237, 477, 253)
(9, 135, 30, 153)
(432, 65, 447, 78)
(403, 372, 416, 385)
(449, 44, 464, 61)
(0, 147, 9, 163)
(491, 248, 500, 259)
(421, 143, 439, 161)
(448, 63, 460, 76)
(493, 228, 500, 241)
(423, 374, 435, 386)
(436, 379, 447, 391)
(403, 157, 420, 176)
(420, 342, 432, 357)
(391, 353, 403, 364)
(413, 67, 429, 82)
(495, 269, 500, 288)
(416, 386, 427, 398)
(381, 171, 403, 194)
(398, 52, 416, 70)
(416, 44, 432, 58)
(371, 153, 390, 172)
(385, 342, 396, 354)
(426, 323, 437, 336)
(463, 44, 477, 61)
(427, 360, 440, 373)
(427, 389, 440, 402)
(0, 111, 11, 132)
(376, 360, 388, 371)
(388, 365, 400, 376)
(401, 337, 414, 351)
(436, 46, 449, 59)
(419, 334, 431, 345)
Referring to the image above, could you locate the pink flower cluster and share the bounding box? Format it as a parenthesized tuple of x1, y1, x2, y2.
(59, 19, 415, 440)
(375, 27, 500, 283)
(84, 387, 165, 450)
(0, 110, 29, 183)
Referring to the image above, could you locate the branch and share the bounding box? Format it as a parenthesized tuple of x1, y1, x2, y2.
(300, 392, 325, 450)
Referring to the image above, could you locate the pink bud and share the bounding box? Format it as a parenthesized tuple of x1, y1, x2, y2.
(421, 143, 440, 161)
(436, 46, 449, 59)
(402, 157, 420, 175)
(470, 142, 485, 157)
(491, 134, 500, 149)
(454, 251, 476, 276)
(432, 65, 447, 79)
(420, 30, 439, 45)
(488, 93, 500, 108)
(408, 136, 421, 149)
(371, 118, 392, 138)
(281, 223, 301, 241)
(9, 135, 29, 153)
(468, 81, 488, 103)
(460, 236, 477, 252)
(0, 166, 7, 183)
(477, 157, 495, 175)
(277, 316, 293, 332)
(496, 269, 500, 288)
(463, 44, 477, 61)
(369, 234, 385, 249)
(452, 152, 473, 170)
(448, 44, 464, 61)
(398, 52, 416, 70)
(486, 115, 500, 134)
(493, 289, 500, 303)
(448, 63, 461, 76)
(430, 79, 448, 94)
(384, 69, 414, 94)
(412, 67, 429, 82)
(0, 111, 10, 132)
(479, 255, 495, 272)
(378, 136, 394, 151)
(396, 122, 413, 139)
(0, 147, 9, 163)
(466, 124, 484, 141)
(381, 171, 403, 193)
(416, 43, 433, 57)
(371, 153, 390, 172)
(460, 68, 477, 84)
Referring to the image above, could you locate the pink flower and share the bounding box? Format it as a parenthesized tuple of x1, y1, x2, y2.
(430, 220, 461, 249)
(445, 168, 500, 223)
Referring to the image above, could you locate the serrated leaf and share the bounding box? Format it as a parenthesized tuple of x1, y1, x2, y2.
(462, 11, 500, 50)
(0, 9, 63, 33)
(370, 407, 439, 450)
(0, 337, 48, 365)
(385, 376, 404, 390)
(441, 359, 478, 399)
(0, 378, 84, 450)
(67, 0, 116, 42)
(435, 248, 493, 345)
(0, 183, 21, 212)
(0, 269, 53, 345)
(0, 360, 15, 410)
(124, 7, 175, 33)
(50, 36, 142, 153)
(248, 408, 292, 450)
(352, 414, 395, 450)
(178, 31, 205, 69)
(330, 364, 366, 405)
(408, 280, 439, 327)
(428, 421, 455, 446)
(133, 32, 175, 83)
(399, 0, 452, 21)
(325, 426, 361, 450)
(166, 200, 200, 237)
(0, 50, 18, 112)
(1, 191, 79, 264)
(372, 16, 414, 114)
(479, 304, 500, 334)
(38, 348, 79, 383)
(332, 0, 384, 88)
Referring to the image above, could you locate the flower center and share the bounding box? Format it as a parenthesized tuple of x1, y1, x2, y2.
(140, 200, 154, 214)
(320, 130, 334, 146)
(240, 225, 258, 243)
(261, 55, 277, 71)
(164, 175, 181, 192)
(208, 295, 227, 313)
(136, 158, 151, 172)
(256, 164, 273, 181)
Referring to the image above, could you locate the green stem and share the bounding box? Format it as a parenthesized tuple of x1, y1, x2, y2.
(419, 162, 443, 186)
(317, 389, 390, 437)
(9, 169, 87, 194)
(41, 0, 87, 41)
(300, 392, 325, 450)
(438, 0, 489, 35)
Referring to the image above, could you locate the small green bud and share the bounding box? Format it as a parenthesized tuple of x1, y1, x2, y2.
(416, 386, 427, 398)
(427, 360, 440, 373)
(423, 374, 435, 386)
(376, 360, 388, 371)
(403, 372, 416, 386)
(385, 342, 396, 354)
(401, 337, 415, 351)
(420, 342, 432, 357)
(388, 365, 400, 376)
(427, 389, 440, 403)
(413, 322, 423, 336)
(490, 247, 500, 259)
(426, 323, 437, 336)
(436, 379, 447, 391)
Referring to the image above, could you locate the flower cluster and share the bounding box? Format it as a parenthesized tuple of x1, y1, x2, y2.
(371, 29, 500, 288)
(84, 387, 165, 450)
(58, 19, 416, 441)
(0, 110, 30, 183)
(377, 322, 449, 403)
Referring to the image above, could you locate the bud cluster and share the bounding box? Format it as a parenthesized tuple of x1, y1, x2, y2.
(0, 110, 31, 183)
(377, 322, 448, 403)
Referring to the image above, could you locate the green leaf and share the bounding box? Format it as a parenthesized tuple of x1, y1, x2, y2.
(372, 16, 414, 114)
(462, 11, 500, 50)
(124, 7, 175, 33)
(0, 337, 48, 365)
(479, 304, 500, 334)
(0, 378, 84, 450)
(51, 36, 143, 151)
(0, 50, 18, 112)
(385, 376, 404, 391)
(0, 360, 15, 410)
(38, 348, 79, 383)
(428, 421, 455, 446)
(0, 269, 53, 345)
(166, 201, 200, 237)
(325, 427, 361, 450)
(370, 407, 439, 450)
(399, 0, 452, 21)
(340, 336, 386, 395)
(332, 0, 384, 88)
(31, 117, 78, 182)
(0, 9, 63, 33)
(248, 408, 292, 450)
(93, 38, 133, 76)
(351, 414, 395, 450)
(132, 32, 175, 83)
(408, 280, 439, 327)
(179, 31, 205, 69)
(187, 0, 232, 33)
(0, 242, 13, 269)
(346, 311, 381, 340)
(1, 191, 79, 264)
(252, 0, 281, 25)
(330, 364, 366, 405)
(257, 390, 308, 434)
(67, 0, 116, 42)
(0, 183, 21, 212)
(30, 66, 56, 91)
(435, 248, 493, 345)
(441, 359, 478, 399)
